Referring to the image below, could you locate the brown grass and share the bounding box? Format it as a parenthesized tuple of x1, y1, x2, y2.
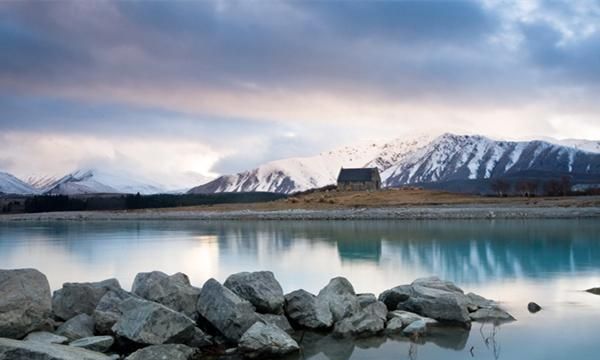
(152, 188, 600, 213)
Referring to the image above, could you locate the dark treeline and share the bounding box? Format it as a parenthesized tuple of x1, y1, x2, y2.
(19, 192, 286, 213)
(489, 176, 600, 197)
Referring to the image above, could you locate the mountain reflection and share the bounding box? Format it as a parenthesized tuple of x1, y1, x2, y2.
(1, 219, 599, 289)
(203, 220, 600, 285)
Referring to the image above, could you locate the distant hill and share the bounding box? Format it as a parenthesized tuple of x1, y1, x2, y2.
(0, 172, 38, 195)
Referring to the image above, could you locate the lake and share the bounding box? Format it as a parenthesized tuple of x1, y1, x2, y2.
(1, 219, 599, 359)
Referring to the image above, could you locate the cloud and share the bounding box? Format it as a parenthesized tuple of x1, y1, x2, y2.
(1, 0, 600, 185)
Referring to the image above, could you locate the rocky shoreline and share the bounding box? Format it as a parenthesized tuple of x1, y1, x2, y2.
(2, 205, 600, 221)
(0, 268, 517, 360)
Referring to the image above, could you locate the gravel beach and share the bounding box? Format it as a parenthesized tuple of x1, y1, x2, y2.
(2, 205, 600, 221)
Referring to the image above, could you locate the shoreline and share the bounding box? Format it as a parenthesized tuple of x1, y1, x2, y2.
(2, 205, 600, 221)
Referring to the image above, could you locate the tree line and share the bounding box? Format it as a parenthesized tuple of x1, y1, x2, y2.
(489, 176, 598, 197)
(18, 192, 286, 213)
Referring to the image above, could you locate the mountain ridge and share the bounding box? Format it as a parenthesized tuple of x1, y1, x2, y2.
(2, 133, 600, 196)
(188, 133, 600, 194)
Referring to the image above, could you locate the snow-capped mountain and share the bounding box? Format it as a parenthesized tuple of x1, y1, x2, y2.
(0, 172, 38, 195)
(382, 134, 600, 186)
(188, 136, 433, 194)
(44, 169, 165, 195)
(26, 175, 60, 192)
(189, 133, 600, 194)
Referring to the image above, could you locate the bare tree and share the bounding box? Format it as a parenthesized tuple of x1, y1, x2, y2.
(544, 179, 562, 196)
(516, 179, 540, 197)
(560, 176, 572, 196)
(490, 179, 511, 197)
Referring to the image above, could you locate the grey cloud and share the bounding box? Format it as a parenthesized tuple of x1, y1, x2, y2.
(0, 0, 521, 103)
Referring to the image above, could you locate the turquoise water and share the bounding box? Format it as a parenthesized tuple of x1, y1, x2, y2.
(1, 219, 599, 359)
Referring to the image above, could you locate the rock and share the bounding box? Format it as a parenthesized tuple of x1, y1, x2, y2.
(357, 293, 377, 309)
(224, 271, 285, 314)
(92, 289, 138, 335)
(469, 308, 515, 323)
(412, 277, 464, 294)
(402, 319, 428, 337)
(0, 268, 52, 339)
(332, 302, 386, 338)
(378, 285, 412, 311)
(385, 317, 405, 334)
(56, 314, 95, 341)
(125, 344, 199, 360)
(53, 279, 121, 321)
(392, 277, 472, 326)
(259, 313, 294, 333)
(197, 278, 260, 343)
(284, 289, 333, 330)
(0, 337, 110, 360)
(112, 298, 201, 346)
(465, 292, 495, 310)
(238, 322, 300, 359)
(365, 301, 388, 321)
(132, 271, 201, 320)
(185, 327, 213, 348)
(586, 287, 600, 295)
(24, 331, 69, 345)
(385, 310, 424, 333)
(69, 336, 114, 353)
(528, 302, 542, 313)
(317, 277, 361, 323)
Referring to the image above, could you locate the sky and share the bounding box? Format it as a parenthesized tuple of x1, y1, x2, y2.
(1, 0, 600, 188)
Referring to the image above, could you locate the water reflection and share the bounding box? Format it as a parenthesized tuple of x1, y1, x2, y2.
(1, 219, 600, 359)
(1, 220, 600, 290)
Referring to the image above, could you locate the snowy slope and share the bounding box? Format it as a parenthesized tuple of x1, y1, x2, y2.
(544, 138, 600, 154)
(44, 169, 165, 195)
(188, 136, 433, 194)
(0, 172, 38, 195)
(382, 134, 600, 186)
(26, 175, 60, 192)
(189, 133, 600, 194)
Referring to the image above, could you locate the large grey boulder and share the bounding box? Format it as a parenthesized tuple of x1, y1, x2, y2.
(0, 337, 110, 360)
(224, 271, 285, 314)
(125, 344, 198, 360)
(259, 313, 294, 333)
(465, 292, 495, 310)
(381, 277, 515, 328)
(238, 322, 299, 359)
(112, 298, 203, 346)
(385, 310, 425, 334)
(53, 279, 121, 321)
(380, 277, 471, 326)
(92, 289, 138, 335)
(56, 314, 95, 341)
(284, 289, 333, 330)
(317, 277, 361, 323)
(132, 271, 200, 320)
(402, 319, 429, 337)
(469, 308, 515, 323)
(332, 302, 387, 338)
(69, 336, 114, 353)
(0, 268, 52, 339)
(465, 292, 515, 322)
(24, 331, 68, 345)
(196, 278, 260, 343)
(357, 293, 377, 309)
(378, 285, 412, 311)
(412, 277, 464, 294)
